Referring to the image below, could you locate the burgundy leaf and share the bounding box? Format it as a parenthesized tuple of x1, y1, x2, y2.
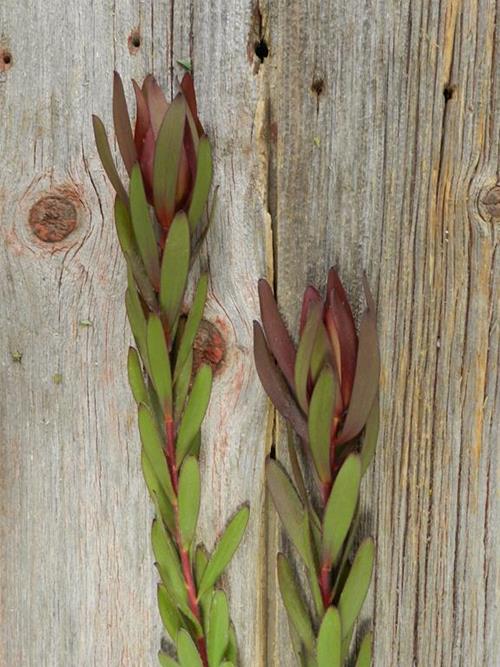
(337, 277, 379, 444)
(258, 279, 296, 390)
(299, 286, 321, 335)
(253, 322, 308, 441)
(113, 72, 137, 175)
(132, 79, 150, 153)
(180, 73, 204, 136)
(143, 75, 168, 136)
(326, 268, 357, 405)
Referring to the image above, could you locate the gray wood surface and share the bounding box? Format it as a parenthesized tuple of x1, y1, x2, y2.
(0, 1, 497, 666)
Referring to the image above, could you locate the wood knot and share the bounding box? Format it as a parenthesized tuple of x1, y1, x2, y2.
(0, 48, 12, 72)
(193, 320, 226, 375)
(481, 185, 500, 220)
(29, 195, 78, 242)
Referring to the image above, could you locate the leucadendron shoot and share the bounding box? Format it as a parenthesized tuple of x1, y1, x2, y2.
(254, 269, 380, 666)
(93, 71, 248, 667)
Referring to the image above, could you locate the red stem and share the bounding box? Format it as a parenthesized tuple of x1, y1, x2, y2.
(164, 414, 208, 666)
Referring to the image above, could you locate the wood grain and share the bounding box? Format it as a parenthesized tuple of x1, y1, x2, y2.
(0, 1, 497, 666)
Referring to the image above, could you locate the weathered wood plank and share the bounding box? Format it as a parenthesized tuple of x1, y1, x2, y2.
(0, 1, 269, 665)
(267, 0, 498, 665)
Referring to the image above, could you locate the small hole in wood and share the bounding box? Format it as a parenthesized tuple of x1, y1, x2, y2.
(128, 30, 141, 54)
(255, 39, 268, 62)
(270, 444, 276, 459)
(311, 78, 324, 96)
(131, 35, 140, 48)
(443, 85, 456, 102)
(0, 49, 12, 71)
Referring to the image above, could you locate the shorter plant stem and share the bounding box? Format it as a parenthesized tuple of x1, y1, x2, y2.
(165, 414, 208, 666)
(319, 561, 332, 609)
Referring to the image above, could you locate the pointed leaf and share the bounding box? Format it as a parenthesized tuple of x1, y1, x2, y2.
(198, 505, 249, 599)
(176, 364, 212, 466)
(277, 553, 315, 651)
(127, 347, 148, 404)
(113, 71, 137, 174)
(308, 366, 336, 483)
(188, 137, 213, 231)
(138, 404, 174, 502)
(130, 164, 160, 288)
(175, 274, 208, 381)
(174, 349, 193, 420)
(338, 538, 375, 639)
(160, 212, 190, 332)
(310, 322, 332, 384)
(141, 450, 174, 532)
(147, 313, 172, 413)
(355, 631, 373, 667)
(253, 322, 308, 441)
(317, 606, 342, 667)
(158, 583, 181, 640)
(178, 456, 201, 548)
(225, 624, 238, 664)
(258, 279, 296, 389)
(294, 302, 322, 412)
(92, 115, 128, 205)
(115, 198, 157, 310)
(337, 278, 379, 444)
(158, 652, 179, 667)
(151, 518, 187, 608)
(266, 459, 309, 564)
(322, 454, 361, 566)
(177, 629, 203, 667)
(207, 591, 230, 667)
(360, 396, 379, 476)
(153, 94, 186, 225)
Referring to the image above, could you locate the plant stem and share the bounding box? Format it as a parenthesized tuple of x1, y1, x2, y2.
(164, 414, 208, 666)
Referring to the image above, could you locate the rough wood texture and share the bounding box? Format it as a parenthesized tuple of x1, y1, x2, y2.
(0, 2, 497, 667)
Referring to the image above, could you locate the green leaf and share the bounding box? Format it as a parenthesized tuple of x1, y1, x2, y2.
(174, 274, 208, 381)
(127, 347, 148, 404)
(141, 450, 174, 532)
(174, 349, 193, 420)
(310, 322, 332, 384)
(225, 624, 238, 664)
(355, 631, 373, 666)
(125, 284, 148, 367)
(151, 518, 188, 608)
(198, 505, 249, 599)
(266, 459, 309, 564)
(147, 313, 173, 413)
(158, 651, 179, 667)
(138, 404, 174, 502)
(207, 591, 230, 667)
(158, 583, 181, 640)
(338, 538, 374, 639)
(115, 198, 157, 310)
(194, 545, 209, 587)
(360, 397, 379, 476)
(322, 454, 361, 566)
(277, 553, 315, 651)
(160, 212, 191, 333)
(176, 364, 212, 466)
(308, 366, 336, 483)
(317, 607, 341, 667)
(178, 456, 201, 548)
(153, 94, 186, 224)
(177, 629, 203, 667)
(113, 71, 137, 174)
(294, 302, 322, 412)
(92, 114, 128, 205)
(188, 137, 213, 232)
(130, 164, 161, 288)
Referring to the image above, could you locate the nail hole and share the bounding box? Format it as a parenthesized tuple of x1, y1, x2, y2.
(0, 49, 12, 71)
(311, 78, 324, 96)
(443, 85, 456, 102)
(270, 444, 276, 459)
(128, 29, 141, 54)
(254, 39, 268, 62)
